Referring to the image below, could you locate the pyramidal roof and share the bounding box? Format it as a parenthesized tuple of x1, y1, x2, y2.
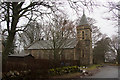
(79, 10, 89, 26)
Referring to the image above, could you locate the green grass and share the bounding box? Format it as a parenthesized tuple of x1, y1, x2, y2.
(86, 64, 102, 70)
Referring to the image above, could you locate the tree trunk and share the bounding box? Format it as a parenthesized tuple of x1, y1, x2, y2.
(2, 3, 19, 68)
(2, 31, 15, 71)
(53, 49, 60, 68)
(117, 49, 120, 64)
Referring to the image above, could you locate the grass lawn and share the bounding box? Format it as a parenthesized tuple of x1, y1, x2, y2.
(86, 64, 103, 70)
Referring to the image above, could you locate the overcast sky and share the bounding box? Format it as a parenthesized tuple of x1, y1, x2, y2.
(87, 0, 118, 37)
(1, 0, 119, 38)
(66, 0, 119, 37)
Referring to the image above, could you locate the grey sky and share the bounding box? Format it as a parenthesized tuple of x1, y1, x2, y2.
(89, 0, 118, 37)
(42, 0, 118, 37)
(67, 0, 119, 37)
(88, 6, 117, 37)
(1, 0, 119, 37)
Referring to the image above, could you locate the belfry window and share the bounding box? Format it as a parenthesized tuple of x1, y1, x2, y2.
(82, 31, 84, 40)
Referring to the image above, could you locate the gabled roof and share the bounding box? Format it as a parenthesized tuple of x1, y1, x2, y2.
(8, 53, 34, 58)
(8, 50, 32, 57)
(78, 11, 89, 26)
(27, 38, 78, 50)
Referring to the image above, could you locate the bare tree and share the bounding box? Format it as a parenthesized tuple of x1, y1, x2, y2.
(91, 26, 103, 47)
(43, 15, 76, 61)
(87, 17, 103, 48)
(105, 1, 120, 64)
(109, 35, 118, 63)
(19, 21, 44, 48)
(19, 14, 76, 61)
(105, 1, 120, 20)
(0, 1, 56, 64)
(0, 0, 97, 65)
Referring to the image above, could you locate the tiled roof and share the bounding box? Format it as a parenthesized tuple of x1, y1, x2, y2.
(27, 38, 78, 50)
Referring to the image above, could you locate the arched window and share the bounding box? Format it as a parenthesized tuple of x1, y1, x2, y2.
(82, 49, 85, 58)
(81, 49, 85, 58)
(82, 31, 84, 40)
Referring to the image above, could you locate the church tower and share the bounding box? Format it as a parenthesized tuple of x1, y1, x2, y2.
(76, 11, 93, 65)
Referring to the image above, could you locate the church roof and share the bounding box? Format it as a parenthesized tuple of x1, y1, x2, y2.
(27, 38, 78, 50)
(8, 53, 32, 57)
(78, 11, 89, 26)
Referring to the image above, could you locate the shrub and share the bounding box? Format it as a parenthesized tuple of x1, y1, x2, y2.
(48, 69, 56, 76)
(48, 66, 83, 76)
(2, 70, 31, 80)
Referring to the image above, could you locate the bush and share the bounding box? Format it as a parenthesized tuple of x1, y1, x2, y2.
(2, 70, 31, 80)
(48, 66, 83, 76)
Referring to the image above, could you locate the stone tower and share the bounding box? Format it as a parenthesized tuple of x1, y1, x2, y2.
(76, 11, 93, 65)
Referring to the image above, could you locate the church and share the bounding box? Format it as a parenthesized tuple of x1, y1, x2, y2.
(25, 12, 93, 65)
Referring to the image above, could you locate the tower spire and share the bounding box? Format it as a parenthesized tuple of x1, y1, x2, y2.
(83, 9, 85, 15)
(78, 9, 88, 26)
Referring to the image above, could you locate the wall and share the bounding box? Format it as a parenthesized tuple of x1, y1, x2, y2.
(25, 48, 77, 60)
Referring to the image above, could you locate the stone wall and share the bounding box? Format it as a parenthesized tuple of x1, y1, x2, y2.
(25, 48, 77, 60)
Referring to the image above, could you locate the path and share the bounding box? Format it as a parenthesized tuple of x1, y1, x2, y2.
(87, 66, 118, 78)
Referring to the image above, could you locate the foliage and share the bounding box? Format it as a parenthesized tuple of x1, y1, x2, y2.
(93, 36, 111, 64)
(2, 70, 31, 80)
(86, 64, 103, 70)
(48, 66, 84, 76)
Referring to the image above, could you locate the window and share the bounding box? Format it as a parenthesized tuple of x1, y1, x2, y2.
(82, 31, 84, 40)
(81, 49, 85, 58)
(82, 49, 85, 58)
(81, 50, 82, 57)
